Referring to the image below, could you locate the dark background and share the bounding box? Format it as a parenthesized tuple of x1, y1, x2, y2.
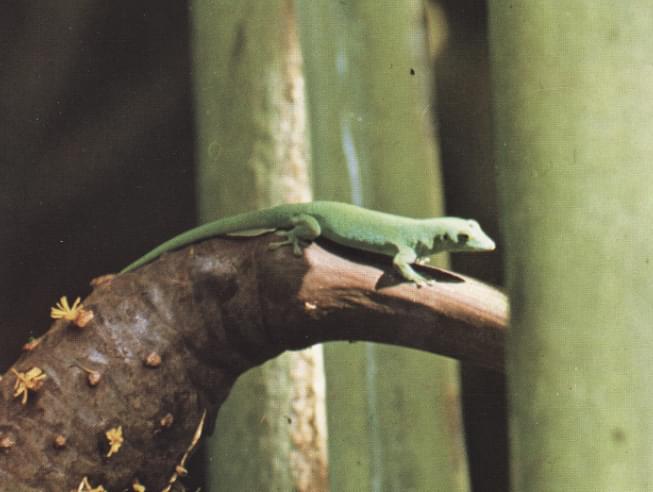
(0, 2, 196, 367)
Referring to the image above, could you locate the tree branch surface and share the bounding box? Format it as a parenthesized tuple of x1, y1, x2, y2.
(0, 236, 507, 491)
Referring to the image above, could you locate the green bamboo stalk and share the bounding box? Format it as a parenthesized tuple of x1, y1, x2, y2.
(191, 1, 327, 490)
(298, 1, 469, 490)
(490, 3, 653, 490)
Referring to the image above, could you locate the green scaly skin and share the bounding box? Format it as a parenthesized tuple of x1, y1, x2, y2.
(121, 201, 495, 285)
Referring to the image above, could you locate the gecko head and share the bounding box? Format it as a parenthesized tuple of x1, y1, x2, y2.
(440, 218, 496, 253)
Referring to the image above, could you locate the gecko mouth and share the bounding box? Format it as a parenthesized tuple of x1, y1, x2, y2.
(467, 237, 496, 251)
(479, 239, 496, 251)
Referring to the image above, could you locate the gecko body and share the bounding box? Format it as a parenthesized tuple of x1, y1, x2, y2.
(121, 201, 495, 285)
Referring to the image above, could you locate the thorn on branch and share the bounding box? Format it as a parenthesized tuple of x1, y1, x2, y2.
(0, 435, 16, 451)
(143, 352, 162, 368)
(22, 337, 41, 352)
(53, 434, 67, 449)
(70, 362, 103, 387)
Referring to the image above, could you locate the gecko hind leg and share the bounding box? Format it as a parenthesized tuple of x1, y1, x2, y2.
(268, 214, 322, 256)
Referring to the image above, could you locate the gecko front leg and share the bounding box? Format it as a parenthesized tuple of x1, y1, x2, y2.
(392, 247, 433, 287)
(269, 213, 322, 256)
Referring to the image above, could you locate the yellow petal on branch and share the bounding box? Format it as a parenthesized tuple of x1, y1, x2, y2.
(50, 296, 83, 321)
(12, 367, 47, 405)
(132, 480, 146, 491)
(105, 425, 124, 457)
(50, 295, 93, 328)
(77, 476, 107, 492)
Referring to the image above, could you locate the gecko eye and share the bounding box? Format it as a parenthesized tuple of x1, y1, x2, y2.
(457, 233, 470, 243)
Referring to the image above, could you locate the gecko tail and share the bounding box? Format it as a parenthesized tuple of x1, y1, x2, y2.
(120, 204, 298, 273)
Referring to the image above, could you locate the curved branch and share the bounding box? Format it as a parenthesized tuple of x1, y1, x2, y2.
(0, 235, 507, 491)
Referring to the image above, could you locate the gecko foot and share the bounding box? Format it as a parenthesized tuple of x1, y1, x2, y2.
(414, 278, 436, 288)
(393, 254, 436, 287)
(268, 233, 307, 256)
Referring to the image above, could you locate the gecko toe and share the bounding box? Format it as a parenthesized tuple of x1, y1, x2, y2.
(269, 240, 290, 250)
(292, 242, 304, 256)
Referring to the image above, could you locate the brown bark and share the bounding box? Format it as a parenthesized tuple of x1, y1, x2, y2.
(0, 235, 506, 491)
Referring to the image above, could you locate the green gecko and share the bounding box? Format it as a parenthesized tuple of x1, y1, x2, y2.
(121, 201, 495, 285)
